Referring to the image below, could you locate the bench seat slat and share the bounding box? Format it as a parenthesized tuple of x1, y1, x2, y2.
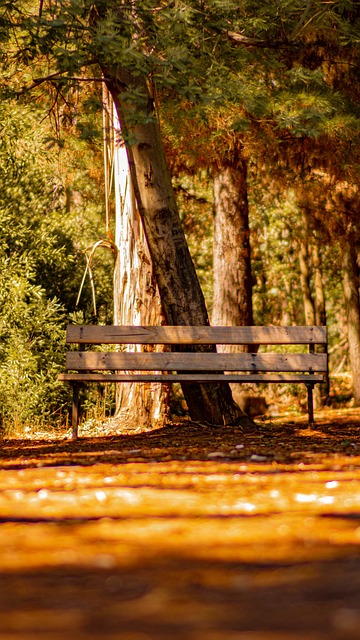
(65, 351, 327, 373)
(66, 325, 327, 345)
(59, 373, 325, 383)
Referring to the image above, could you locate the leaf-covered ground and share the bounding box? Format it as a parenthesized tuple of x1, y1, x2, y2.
(1, 408, 360, 639)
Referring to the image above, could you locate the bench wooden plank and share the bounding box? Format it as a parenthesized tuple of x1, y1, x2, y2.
(66, 325, 327, 345)
(59, 373, 325, 383)
(66, 351, 328, 373)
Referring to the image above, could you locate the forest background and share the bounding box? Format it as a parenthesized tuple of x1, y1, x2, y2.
(0, 0, 359, 435)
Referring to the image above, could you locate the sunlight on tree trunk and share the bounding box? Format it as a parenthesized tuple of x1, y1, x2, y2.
(101, 70, 252, 426)
(105, 90, 169, 430)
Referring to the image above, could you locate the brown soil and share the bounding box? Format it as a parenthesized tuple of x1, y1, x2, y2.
(1, 408, 360, 639)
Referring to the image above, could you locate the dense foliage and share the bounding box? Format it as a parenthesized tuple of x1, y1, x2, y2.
(0, 99, 113, 433)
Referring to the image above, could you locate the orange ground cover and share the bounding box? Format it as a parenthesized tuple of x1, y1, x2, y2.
(1, 409, 360, 639)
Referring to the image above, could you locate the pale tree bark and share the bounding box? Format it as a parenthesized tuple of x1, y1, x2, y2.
(106, 90, 169, 429)
(100, 67, 252, 426)
(341, 236, 360, 407)
(212, 161, 253, 339)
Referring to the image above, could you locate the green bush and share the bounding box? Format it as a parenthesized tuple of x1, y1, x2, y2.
(0, 101, 113, 434)
(0, 252, 70, 433)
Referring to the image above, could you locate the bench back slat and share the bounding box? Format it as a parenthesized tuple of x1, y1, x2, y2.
(66, 351, 327, 373)
(66, 325, 327, 345)
(59, 372, 325, 383)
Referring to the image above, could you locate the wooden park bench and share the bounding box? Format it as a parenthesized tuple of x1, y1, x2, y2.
(58, 325, 328, 439)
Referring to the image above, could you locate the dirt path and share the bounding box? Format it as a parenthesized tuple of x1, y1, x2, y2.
(1, 409, 360, 639)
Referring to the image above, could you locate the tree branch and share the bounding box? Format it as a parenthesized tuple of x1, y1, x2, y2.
(17, 69, 105, 95)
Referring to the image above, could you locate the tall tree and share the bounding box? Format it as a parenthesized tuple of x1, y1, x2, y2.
(105, 89, 169, 428)
(101, 67, 248, 424)
(212, 157, 253, 330)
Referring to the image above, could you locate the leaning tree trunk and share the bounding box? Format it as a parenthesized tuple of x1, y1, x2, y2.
(106, 90, 169, 430)
(100, 66, 252, 426)
(212, 161, 253, 336)
(341, 236, 360, 407)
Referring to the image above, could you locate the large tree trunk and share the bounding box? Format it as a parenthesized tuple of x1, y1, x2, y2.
(100, 67, 252, 426)
(212, 160, 256, 412)
(107, 91, 169, 430)
(341, 236, 360, 407)
(212, 161, 253, 334)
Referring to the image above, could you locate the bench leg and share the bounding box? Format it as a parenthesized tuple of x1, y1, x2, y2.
(306, 383, 315, 428)
(71, 383, 80, 440)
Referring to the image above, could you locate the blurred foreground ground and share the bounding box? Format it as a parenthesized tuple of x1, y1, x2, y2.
(1, 408, 360, 639)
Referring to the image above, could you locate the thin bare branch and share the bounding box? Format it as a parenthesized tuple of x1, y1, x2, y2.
(17, 66, 103, 95)
(226, 31, 295, 49)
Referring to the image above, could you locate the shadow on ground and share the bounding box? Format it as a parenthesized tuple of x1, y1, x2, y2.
(1, 409, 360, 639)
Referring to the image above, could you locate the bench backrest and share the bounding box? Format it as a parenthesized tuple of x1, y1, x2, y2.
(66, 325, 327, 346)
(65, 325, 327, 374)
